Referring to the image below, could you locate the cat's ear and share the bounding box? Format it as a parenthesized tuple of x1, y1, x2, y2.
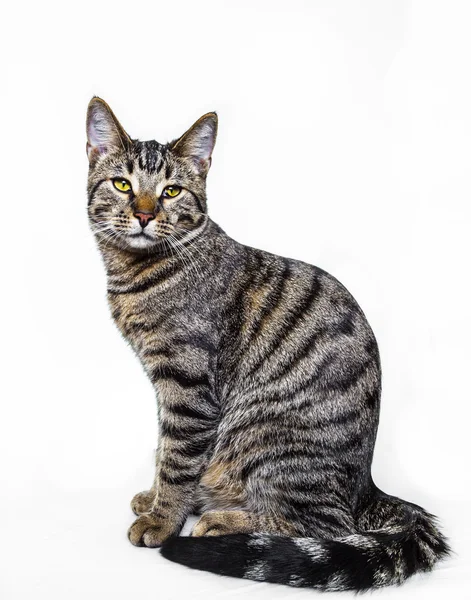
(171, 113, 218, 175)
(86, 97, 131, 162)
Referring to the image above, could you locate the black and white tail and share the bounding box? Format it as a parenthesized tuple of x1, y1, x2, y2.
(160, 493, 449, 591)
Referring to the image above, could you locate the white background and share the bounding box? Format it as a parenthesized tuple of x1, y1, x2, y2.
(2, 1, 470, 598)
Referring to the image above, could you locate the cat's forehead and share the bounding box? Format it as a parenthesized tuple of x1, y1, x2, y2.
(130, 140, 169, 175)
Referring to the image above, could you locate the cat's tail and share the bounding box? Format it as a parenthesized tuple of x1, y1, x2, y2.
(160, 492, 450, 591)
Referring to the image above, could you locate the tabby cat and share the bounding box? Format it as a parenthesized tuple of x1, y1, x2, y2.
(86, 97, 449, 591)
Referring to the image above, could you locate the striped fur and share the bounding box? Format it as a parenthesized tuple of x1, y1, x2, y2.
(86, 97, 449, 591)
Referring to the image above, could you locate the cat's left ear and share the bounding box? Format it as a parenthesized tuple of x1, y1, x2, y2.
(171, 113, 218, 175)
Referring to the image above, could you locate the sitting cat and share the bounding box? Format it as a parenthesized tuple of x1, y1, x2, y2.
(86, 97, 449, 591)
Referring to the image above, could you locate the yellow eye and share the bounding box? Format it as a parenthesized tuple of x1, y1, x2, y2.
(164, 185, 181, 198)
(113, 178, 132, 193)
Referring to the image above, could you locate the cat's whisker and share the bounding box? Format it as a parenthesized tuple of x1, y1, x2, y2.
(96, 227, 121, 251)
(174, 227, 211, 269)
(167, 233, 204, 281)
(166, 235, 194, 278)
(162, 237, 179, 278)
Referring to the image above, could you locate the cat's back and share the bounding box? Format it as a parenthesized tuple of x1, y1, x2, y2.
(217, 237, 380, 400)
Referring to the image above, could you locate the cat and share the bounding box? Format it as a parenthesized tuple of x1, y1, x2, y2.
(86, 97, 449, 591)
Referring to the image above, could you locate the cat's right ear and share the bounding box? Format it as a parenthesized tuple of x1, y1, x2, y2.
(86, 97, 131, 162)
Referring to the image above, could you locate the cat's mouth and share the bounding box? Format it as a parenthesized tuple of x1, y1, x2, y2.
(129, 231, 154, 240)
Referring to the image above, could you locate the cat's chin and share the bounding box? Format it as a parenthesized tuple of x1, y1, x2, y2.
(95, 231, 162, 254)
(125, 233, 160, 251)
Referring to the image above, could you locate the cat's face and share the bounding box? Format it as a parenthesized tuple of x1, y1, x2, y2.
(86, 98, 217, 253)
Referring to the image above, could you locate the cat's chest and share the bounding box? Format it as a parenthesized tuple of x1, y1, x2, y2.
(108, 292, 167, 354)
(107, 290, 219, 395)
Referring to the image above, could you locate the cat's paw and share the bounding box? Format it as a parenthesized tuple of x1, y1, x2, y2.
(127, 514, 171, 548)
(191, 510, 251, 537)
(131, 490, 156, 516)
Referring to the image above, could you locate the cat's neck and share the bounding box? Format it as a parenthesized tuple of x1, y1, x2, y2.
(98, 241, 171, 280)
(96, 217, 224, 282)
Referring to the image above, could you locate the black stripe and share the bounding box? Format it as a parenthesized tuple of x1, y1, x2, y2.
(222, 404, 361, 451)
(169, 333, 216, 354)
(88, 179, 107, 205)
(222, 251, 265, 338)
(124, 320, 165, 334)
(248, 274, 322, 375)
(93, 205, 108, 218)
(138, 151, 146, 170)
(146, 147, 158, 172)
(309, 510, 349, 529)
(155, 156, 164, 174)
(160, 469, 199, 486)
(241, 351, 342, 408)
(364, 389, 380, 408)
(322, 358, 373, 393)
(190, 191, 204, 214)
(147, 509, 166, 520)
(365, 337, 380, 361)
(249, 261, 291, 338)
(143, 346, 173, 359)
(269, 349, 339, 397)
(174, 436, 214, 458)
(160, 419, 213, 440)
(111, 308, 121, 320)
(160, 454, 199, 471)
(272, 312, 356, 383)
(239, 442, 362, 480)
(107, 265, 177, 295)
(168, 402, 215, 421)
(152, 365, 209, 388)
(131, 257, 165, 278)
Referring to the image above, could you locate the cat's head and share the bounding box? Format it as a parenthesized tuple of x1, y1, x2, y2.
(86, 97, 217, 253)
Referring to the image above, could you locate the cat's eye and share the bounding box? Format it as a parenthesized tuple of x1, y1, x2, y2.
(163, 185, 181, 198)
(113, 178, 132, 193)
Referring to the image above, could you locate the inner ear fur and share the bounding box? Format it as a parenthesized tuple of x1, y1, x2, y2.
(171, 112, 218, 175)
(86, 97, 131, 162)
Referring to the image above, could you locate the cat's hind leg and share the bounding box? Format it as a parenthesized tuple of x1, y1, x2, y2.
(191, 510, 297, 537)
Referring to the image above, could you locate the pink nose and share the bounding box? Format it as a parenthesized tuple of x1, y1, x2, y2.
(134, 212, 155, 228)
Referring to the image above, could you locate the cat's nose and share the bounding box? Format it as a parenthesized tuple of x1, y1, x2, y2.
(134, 212, 155, 229)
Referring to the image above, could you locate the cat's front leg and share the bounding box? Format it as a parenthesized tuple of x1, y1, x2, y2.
(128, 379, 218, 548)
(131, 448, 161, 515)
